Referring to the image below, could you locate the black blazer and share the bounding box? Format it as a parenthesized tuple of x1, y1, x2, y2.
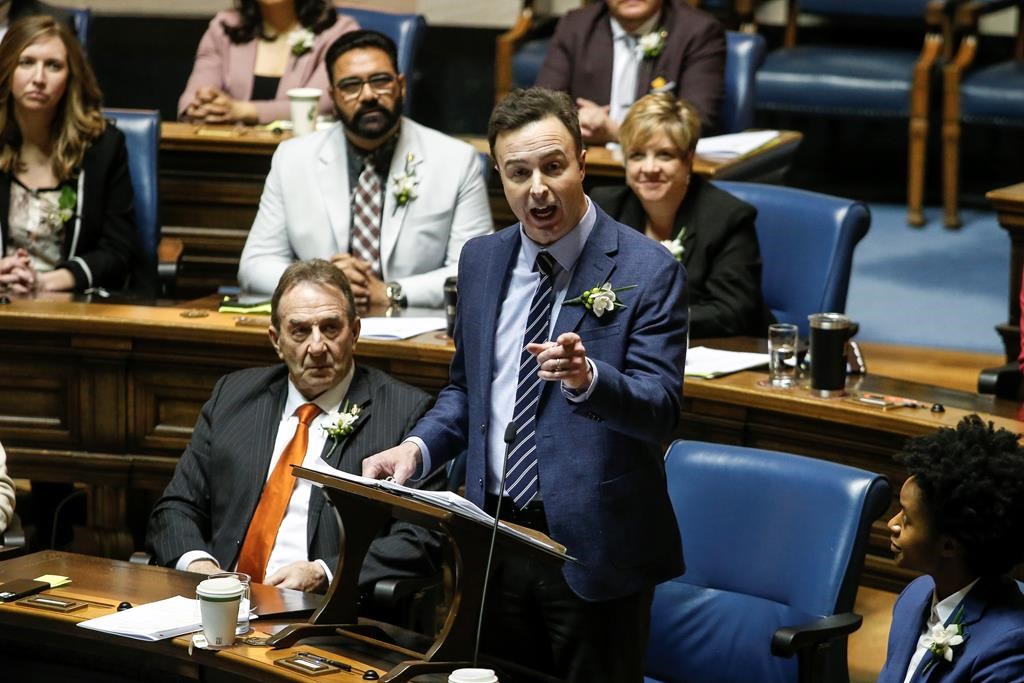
(146, 363, 440, 591)
(0, 126, 139, 292)
(591, 177, 771, 339)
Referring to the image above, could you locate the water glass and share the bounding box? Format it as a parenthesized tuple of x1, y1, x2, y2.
(768, 323, 798, 387)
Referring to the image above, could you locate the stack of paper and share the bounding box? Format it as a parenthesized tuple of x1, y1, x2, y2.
(685, 346, 769, 379)
(77, 595, 251, 642)
(695, 130, 781, 159)
(360, 317, 445, 340)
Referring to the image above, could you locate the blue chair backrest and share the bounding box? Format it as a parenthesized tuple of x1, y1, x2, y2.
(714, 181, 870, 336)
(69, 8, 91, 51)
(339, 8, 427, 114)
(103, 109, 160, 285)
(646, 440, 890, 683)
(722, 31, 766, 133)
(800, 0, 934, 19)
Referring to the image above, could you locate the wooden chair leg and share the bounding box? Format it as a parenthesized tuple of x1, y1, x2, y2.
(941, 37, 977, 230)
(907, 34, 941, 227)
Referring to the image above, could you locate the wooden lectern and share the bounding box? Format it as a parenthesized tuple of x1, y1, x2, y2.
(266, 465, 570, 682)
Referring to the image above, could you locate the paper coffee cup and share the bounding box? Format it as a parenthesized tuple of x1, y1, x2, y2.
(448, 668, 499, 683)
(196, 576, 243, 649)
(287, 87, 322, 136)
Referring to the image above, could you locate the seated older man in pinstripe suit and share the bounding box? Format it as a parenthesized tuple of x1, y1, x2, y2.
(146, 259, 438, 593)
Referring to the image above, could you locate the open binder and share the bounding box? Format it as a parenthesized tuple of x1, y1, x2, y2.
(267, 463, 573, 682)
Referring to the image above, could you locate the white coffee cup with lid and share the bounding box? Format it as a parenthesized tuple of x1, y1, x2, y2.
(287, 87, 322, 136)
(448, 668, 499, 683)
(196, 576, 244, 649)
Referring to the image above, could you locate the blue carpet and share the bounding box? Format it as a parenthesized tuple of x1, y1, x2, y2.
(845, 204, 1006, 354)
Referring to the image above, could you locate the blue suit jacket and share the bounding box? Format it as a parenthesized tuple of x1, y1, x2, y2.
(877, 575, 1024, 683)
(409, 204, 688, 601)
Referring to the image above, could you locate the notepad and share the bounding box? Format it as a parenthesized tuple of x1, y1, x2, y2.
(77, 595, 252, 642)
(685, 346, 769, 379)
(695, 130, 781, 159)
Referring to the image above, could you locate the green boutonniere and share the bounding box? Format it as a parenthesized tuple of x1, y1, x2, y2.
(321, 401, 362, 442)
(638, 29, 668, 59)
(391, 152, 422, 212)
(288, 28, 314, 56)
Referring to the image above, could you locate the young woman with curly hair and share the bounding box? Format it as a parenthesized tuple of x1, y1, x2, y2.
(178, 0, 359, 125)
(877, 415, 1024, 682)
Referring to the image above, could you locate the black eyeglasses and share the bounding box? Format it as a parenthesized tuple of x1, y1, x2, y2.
(334, 73, 397, 100)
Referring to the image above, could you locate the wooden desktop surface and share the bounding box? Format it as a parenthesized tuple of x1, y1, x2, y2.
(1, 296, 1020, 589)
(158, 123, 802, 297)
(0, 551, 395, 682)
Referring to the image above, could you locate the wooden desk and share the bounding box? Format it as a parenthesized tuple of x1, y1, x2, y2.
(0, 551, 396, 683)
(159, 123, 802, 297)
(987, 182, 1024, 361)
(2, 299, 1020, 588)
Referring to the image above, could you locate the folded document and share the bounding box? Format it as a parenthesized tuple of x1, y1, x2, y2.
(77, 595, 252, 641)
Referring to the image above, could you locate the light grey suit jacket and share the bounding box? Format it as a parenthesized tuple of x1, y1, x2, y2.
(238, 119, 493, 306)
(145, 364, 439, 589)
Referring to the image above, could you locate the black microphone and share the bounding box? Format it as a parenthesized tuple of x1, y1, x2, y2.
(473, 422, 517, 667)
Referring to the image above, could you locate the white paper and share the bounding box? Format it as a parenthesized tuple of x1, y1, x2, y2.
(685, 345, 769, 379)
(695, 130, 780, 159)
(359, 317, 446, 340)
(302, 459, 564, 554)
(77, 595, 253, 642)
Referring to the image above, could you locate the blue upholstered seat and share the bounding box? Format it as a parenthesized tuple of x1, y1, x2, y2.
(509, 30, 762, 134)
(940, 1, 1024, 227)
(338, 8, 427, 114)
(103, 109, 162, 294)
(68, 8, 90, 51)
(753, 0, 950, 226)
(757, 47, 920, 115)
(644, 441, 891, 683)
(714, 181, 870, 336)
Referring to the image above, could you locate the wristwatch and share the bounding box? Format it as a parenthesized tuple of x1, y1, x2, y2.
(385, 281, 406, 308)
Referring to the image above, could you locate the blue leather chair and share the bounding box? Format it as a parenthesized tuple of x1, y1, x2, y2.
(754, 0, 953, 226)
(941, 0, 1024, 228)
(496, 7, 760, 134)
(715, 181, 870, 336)
(338, 8, 427, 114)
(645, 441, 891, 683)
(103, 108, 177, 295)
(68, 7, 90, 51)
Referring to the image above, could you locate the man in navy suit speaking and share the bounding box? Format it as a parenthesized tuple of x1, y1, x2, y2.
(363, 87, 688, 681)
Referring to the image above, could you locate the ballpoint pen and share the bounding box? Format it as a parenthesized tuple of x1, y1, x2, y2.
(296, 651, 368, 674)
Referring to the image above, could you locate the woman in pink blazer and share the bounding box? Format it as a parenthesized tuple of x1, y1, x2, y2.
(178, 0, 358, 125)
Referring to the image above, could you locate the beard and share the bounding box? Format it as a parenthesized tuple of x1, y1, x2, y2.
(336, 95, 403, 141)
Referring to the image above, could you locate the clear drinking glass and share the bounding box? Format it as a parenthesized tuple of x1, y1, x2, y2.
(210, 571, 251, 635)
(768, 323, 799, 388)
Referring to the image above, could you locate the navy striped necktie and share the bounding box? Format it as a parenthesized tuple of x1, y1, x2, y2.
(504, 250, 558, 508)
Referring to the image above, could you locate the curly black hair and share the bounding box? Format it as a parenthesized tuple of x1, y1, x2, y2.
(223, 0, 337, 45)
(895, 414, 1024, 576)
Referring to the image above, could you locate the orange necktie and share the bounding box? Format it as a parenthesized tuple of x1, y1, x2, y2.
(237, 402, 322, 582)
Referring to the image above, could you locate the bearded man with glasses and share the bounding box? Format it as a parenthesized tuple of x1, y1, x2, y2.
(239, 30, 492, 309)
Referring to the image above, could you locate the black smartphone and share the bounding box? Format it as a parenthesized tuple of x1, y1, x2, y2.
(0, 578, 50, 602)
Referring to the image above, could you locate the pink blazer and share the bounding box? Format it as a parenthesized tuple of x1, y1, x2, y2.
(178, 10, 359, 124)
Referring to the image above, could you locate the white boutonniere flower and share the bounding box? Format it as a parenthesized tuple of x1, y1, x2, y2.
(564, 282, 637, 318)
(43, 186, 77, 225)
(920, 606, 967, 674)
(661, 226, 686, 261)
(321, 401, 362, 442)
(390, 152, 422, 212)
(288, 28, 315, 56)
(638, 29, 668, 59)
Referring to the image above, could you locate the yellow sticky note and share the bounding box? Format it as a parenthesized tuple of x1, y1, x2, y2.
(34, 574, 71, 588)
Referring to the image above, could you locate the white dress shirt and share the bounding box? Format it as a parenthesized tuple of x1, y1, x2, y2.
(176, 366, 355, 584)
(902, 578, 979, 683)
(609, 14, 660, 124)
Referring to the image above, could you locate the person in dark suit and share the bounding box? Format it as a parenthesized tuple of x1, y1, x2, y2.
(363, 87, 687, 682)
(536, 0, 725, 143)
(592, 92, 768, 338)
(877, 415, 1024, 682)
(146, 259, 439, 593)
(0, 15, 138, 294)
